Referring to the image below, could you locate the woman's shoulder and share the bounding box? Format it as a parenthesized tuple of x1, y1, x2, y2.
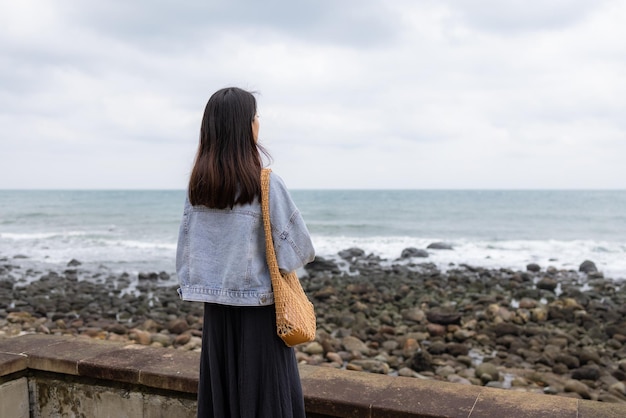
(267, 170, 296, 204)
(268, 170, 288, 187)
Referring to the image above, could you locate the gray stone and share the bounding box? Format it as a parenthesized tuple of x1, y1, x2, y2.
(338, 248, 365, 260)
(564, 379, 592, 399)
(426, 242, 453, 250)
(579, 260, 598, 274)
(342, 336, 369, 354)
(526, 263, 541, 272)
(400, 247, 429, 259)
(572, 365, 601, 381)
(475, 363, 500, 382)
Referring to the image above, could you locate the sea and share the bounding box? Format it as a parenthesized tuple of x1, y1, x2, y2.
(1, 189, 625, 282)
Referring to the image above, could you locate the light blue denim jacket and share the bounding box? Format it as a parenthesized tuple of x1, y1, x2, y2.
(176, 171, 315, 306)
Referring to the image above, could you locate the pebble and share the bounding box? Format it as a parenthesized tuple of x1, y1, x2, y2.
(1, 250, 626, 404)
(564, 379, 592, 399)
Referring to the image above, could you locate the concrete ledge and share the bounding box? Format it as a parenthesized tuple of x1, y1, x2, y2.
(0, 334, 198, 393)
(0, 352, 27, 377)
(301, 366, 590, 418)
(1, 334, 626, 417)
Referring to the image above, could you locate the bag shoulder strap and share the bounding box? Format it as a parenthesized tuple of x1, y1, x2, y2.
(261, 168, 281, 277)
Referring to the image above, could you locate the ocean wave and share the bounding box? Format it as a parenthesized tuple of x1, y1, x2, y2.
(0, 231, 94, 240)
(310, 235, 626, 280)
(2, 232, 625, 280)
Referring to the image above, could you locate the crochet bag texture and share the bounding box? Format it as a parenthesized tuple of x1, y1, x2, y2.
(261, 168, 316, 347)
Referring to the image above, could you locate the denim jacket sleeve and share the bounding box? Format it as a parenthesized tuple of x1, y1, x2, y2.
(269, 172, 316, 272)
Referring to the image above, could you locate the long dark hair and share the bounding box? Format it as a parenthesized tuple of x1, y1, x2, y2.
(188, 87, 268, 209)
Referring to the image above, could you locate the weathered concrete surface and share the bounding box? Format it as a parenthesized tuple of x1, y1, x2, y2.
(0, 377, 29, 418)
(28, 374, 196, 418)
(142, 395, 198, 418)
(300, 364, 626, 417)
(0, 334, 198, 392)
(0, 351, 27, 376)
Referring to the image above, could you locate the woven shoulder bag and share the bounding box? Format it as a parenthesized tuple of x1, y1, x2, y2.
(261, 168, 316, 347)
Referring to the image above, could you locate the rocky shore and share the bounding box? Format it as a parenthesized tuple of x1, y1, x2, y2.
(1, 249, 626, 404)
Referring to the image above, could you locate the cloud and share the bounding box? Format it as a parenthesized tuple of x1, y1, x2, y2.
(0, 0, 625, 189)
(63, 0, 400, 50)
(442, 0, 613, 33)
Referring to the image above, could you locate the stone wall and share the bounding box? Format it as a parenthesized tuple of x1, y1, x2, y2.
(1, 334, 625, 417)
(0, 377, 29, 418)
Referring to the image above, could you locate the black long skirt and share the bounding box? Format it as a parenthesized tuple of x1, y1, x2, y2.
(197, 303, 306, 418)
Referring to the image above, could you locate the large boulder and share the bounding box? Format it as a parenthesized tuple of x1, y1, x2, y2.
(338, 247, 365, 260)
(400, 247, 429, 259)
(526, 263, 541, 272)
(579, 260, 598, 274)
(427, 242, 453, 250)
(306, 257, 340, 273)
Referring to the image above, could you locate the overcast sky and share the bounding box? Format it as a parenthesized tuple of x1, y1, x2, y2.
(1, 0, 625, 189)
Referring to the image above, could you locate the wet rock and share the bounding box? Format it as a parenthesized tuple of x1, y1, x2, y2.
(326, 352, 343, 364)
(314, 286, 337, 300)
(537, 277, 558, 292)
(453, 329, 475, 342)
(67, 259, 82, 267)
(491, 323, 522, 337)
(398, 367, 420, 378)
(526, 263, 541, 272)
(426, 309, 461, 325)
(338, 248, 365, 260)
(564, 379, 592, 399)
(107, 324, 128, 335)
(426, 323, 446, 337)
(427, 341, 447, 355)
(400, 248, 429, 259)
(304, 342, 325, 355)
(426, 242, 453, 250)
(579, 260, 598, 274)
(9, 311, 38, 325)
(609, 382, 626, 397)
(151, 333, 173, 347)
(402, 338, 421, 358)
(342, 336, 369, 354)
(306, 257, 340, 273)
(167, 319, 189, 334)
(349, 359, 389, 374)
(436, 365, 456, 378)
(446, 343, 470, 357)
(605, 322, 626, 339)
(174, 333, 191, 346)
(572, 365, 601, 381)
(555, 354, 580, 369)
(402, 307, 425, 323)
(450, 375, 474, 385)
(408, 349, 433, 372)
(129, 329, 152, 345)
(138, 272, 159, 281)
(475, 363, 500, 383)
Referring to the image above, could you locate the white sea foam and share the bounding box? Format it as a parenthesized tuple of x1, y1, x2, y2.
(0, 231, 92, 240)
(2, 229, 625, 281)
(2, 189, 625, 282)
(311, 235, 626, 280)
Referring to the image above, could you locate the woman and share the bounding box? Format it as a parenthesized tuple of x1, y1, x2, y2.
(176, 87, 315, 418)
